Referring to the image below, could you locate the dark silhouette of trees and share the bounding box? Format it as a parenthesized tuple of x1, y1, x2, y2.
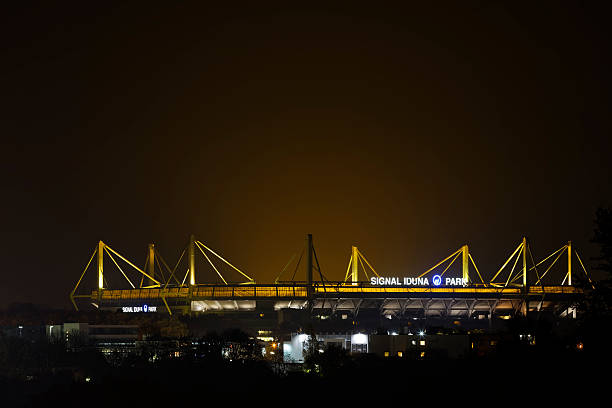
(572, 207, 612, 362)
(593, 207, 612, 278)
(581, 207, 612, 315)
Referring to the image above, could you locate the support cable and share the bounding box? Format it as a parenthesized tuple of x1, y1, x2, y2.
(418, 248, 463, 279)
(439, 251, 461, 278)
(70, 246, 98, 310)
(181, 268, 189, 286)
(196, 241, 254, 283)
(527, 245, 547, 319)
(357, 249, 381, 278)
(344, 257, 353, 283)
(575, 251, 595, 289)
(155, 249, 180, 286)
(504, 245, 523, 288)
(312, 247, 327, 290)
(527, 245, 545, 288)
(105, 245, 160, 286)
(139, 252, 148, 288)
(512, 245, 568, 284)
(358, 256, 370, 281)
(468, 254, 486, 286)
(165, 247, 186, 289)
(490, 241, 524, 285)
(104, 247, 136, 289)
(534, 247, 566, 285)
(275, 252, 297, 284)
(154, 253, 167, 283)
(290, 245, 305, 282)
(195, 242, 228, 285)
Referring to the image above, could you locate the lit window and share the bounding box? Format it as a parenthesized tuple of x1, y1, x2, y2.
(420, 351, 425, 358)
(419, 340, 425, 346)
(384, 351, 389, 357)
(397, 351, 403, 357)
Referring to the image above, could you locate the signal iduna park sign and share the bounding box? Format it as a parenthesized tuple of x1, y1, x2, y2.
(121, 304, 157, 313)
(370, 274, 468, 287)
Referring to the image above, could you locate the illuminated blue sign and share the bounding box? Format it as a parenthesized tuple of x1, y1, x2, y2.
(122, 305, 157, 313)
(370, 276, 468, 286)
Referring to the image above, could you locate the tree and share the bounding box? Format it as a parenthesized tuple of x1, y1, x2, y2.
(302, 332, 322, 375)
(592, 207, 612, 279)
(573, 207, 612, 360)
(584, 207, 612, 315)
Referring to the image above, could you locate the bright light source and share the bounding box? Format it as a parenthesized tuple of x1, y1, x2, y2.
(390, 331, 398, 336)
(418, 331, 425, 337)
(298, 334, 308, 343)
(351, 333, 368, 345)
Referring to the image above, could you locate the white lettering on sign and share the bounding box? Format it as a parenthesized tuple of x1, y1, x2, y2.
(122, 305, 157, 313)
(370, 277, 468, 287)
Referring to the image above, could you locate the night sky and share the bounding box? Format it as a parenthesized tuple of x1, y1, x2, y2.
(3, 2, 611, 308)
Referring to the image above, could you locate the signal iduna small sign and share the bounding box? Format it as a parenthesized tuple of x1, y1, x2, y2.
(122, 304, 157, 313)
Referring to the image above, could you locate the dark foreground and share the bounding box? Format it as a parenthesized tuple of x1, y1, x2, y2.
(1, 348, 607, 407)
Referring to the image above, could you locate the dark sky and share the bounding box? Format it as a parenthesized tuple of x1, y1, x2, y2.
(2, 2, 611, 308)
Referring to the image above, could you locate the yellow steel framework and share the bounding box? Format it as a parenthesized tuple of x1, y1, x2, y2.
(417, 245, 486, 286)
(71, 235, 592, 314)
(164, 235, 254, 287)
(489, 238, 593, 289)
(70, 241, 162, 311)
(71, 236, 253, 314)
(343, 246, 382, 284)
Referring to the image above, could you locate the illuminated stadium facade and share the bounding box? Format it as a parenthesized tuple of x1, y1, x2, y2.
(71, 235, 590, 330)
